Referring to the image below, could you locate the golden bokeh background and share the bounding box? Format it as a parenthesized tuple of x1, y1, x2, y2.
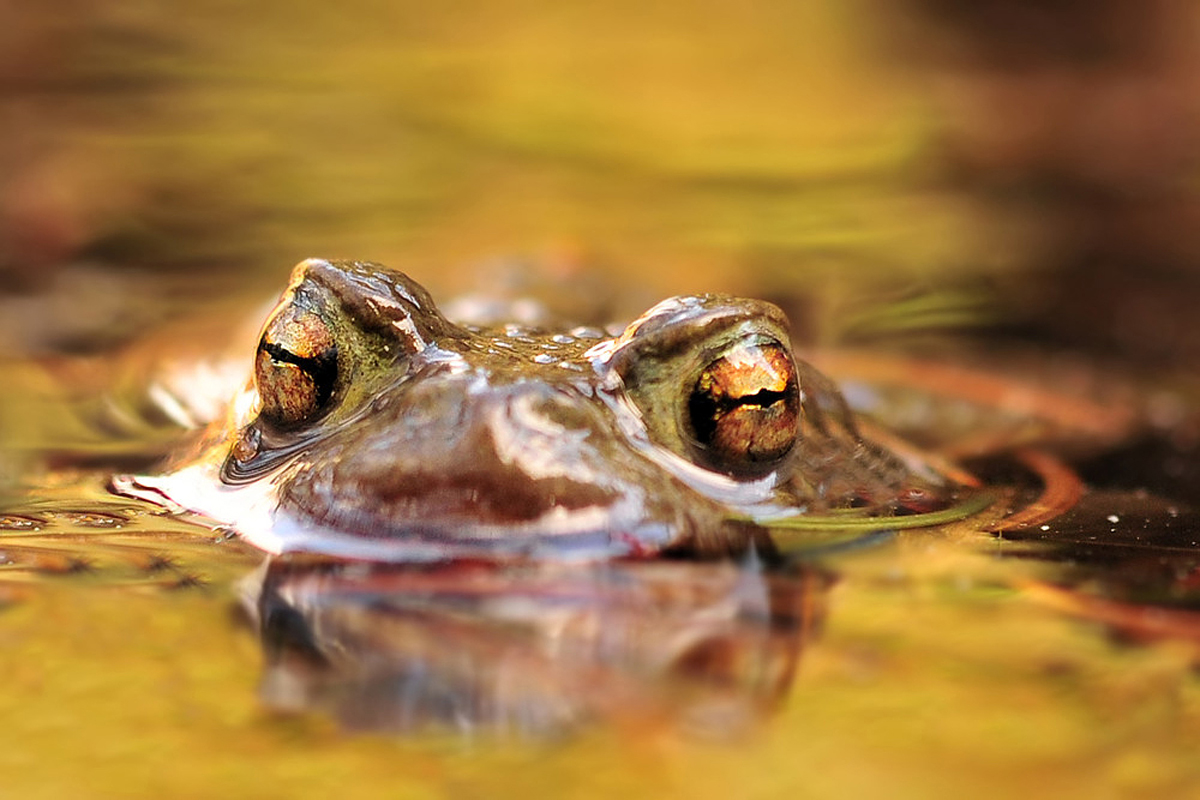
(4, 0, 1199, 362)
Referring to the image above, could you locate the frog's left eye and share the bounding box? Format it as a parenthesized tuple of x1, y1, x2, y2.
(686, 340, 799, 473)
(255, 307, 338, 428)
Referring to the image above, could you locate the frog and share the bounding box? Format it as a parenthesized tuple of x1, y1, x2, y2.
(114, 258, 953, 562)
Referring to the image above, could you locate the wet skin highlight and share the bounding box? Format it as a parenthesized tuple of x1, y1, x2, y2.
(118, 259, 949, 561)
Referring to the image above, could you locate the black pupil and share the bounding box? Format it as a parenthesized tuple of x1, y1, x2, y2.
(261, 340, 339, 409)
(688, 381, 789, 450)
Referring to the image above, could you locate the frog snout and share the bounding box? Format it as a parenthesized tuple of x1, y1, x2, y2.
(289, 379, 638, 528)
(277, 373, 748, 556)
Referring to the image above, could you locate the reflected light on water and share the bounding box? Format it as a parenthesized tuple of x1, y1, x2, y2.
(245, 556, 830, 738)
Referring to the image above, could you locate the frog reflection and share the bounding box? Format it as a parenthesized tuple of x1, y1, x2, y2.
(244, 555, 829, 736)
(117, 258, 949, 561)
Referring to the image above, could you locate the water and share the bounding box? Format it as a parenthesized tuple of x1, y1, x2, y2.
(3, 348, 1199, 797)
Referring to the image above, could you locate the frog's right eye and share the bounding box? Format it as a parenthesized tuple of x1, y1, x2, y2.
(254, 307, 338, 428)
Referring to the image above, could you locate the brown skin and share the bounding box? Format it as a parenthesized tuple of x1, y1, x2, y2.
(136, 259, 948, 561)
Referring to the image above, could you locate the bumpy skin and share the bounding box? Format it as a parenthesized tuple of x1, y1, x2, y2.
(117, 259, 942, 562)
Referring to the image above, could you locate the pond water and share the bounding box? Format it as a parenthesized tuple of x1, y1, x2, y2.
(3, 293, 1199, 798)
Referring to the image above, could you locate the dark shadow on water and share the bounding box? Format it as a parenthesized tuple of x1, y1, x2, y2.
(1002, 490, 1200, 610)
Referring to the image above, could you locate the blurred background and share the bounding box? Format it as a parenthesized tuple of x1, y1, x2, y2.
(2, 0, 1199, 365)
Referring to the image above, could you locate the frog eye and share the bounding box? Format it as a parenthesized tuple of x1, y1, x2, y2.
(686, 340, 799, 473)
(255, 307, 338, 428)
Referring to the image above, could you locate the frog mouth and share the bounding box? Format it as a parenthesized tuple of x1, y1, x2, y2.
(112, 460, 751, 563)
(273, 467, 703, 561)
(264, 504, 683, 562)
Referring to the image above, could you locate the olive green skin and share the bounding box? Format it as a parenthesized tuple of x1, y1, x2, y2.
(129, 259, 933, 562)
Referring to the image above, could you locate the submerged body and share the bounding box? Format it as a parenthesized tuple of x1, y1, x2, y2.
(117, 259, 950, 561)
